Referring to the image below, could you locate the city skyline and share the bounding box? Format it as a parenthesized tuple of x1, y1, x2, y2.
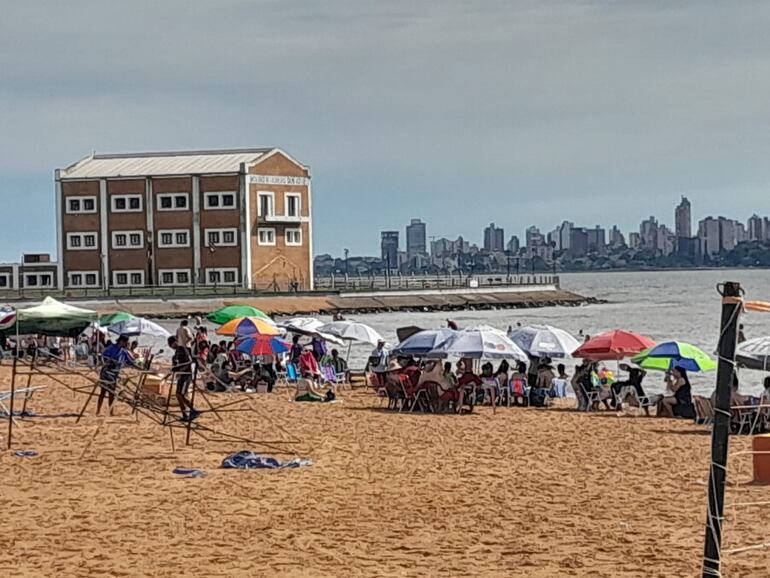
(360, 197, 770, 262)
(4, 2, 770, 261)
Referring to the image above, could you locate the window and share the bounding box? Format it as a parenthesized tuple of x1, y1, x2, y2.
(24, 273, 53, 287)
(205, 268, 239, 285)
(0, 274, 9, 288)
(65, 196, 97, 214)
(204, 192, 237, 210)
(157, 229, 190, 248)
(67, 232, 98, 251)
(112, 270, 145, 287)
(258, 192, 274, 217)
(257, 228, 276, 246)
(157, 193, 189, 211)
(111, 194, 143, 213)
(67, 271, 100, 288)
(158, 269, 191, 286)
(204, 228, 238, 247)
(285, 228, 302, 246)
(112, 230, 145, 249)
(285, 193, 301, 218)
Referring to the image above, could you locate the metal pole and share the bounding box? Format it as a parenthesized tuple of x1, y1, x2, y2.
(702, 281, 742, 577)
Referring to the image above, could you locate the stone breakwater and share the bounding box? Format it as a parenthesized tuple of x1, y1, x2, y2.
(70, 288, 602, 318)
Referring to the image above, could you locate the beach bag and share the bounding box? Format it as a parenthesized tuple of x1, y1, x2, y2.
(529, 388, 547, 407)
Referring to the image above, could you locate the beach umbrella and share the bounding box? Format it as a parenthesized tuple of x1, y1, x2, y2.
(216, 316, 281, 337)
(392, 328, 457, 357)
(278, 318, 345, 346)
(631, 341, 717, 373)
(508, 324, 581, 359)
(396, 325, 424, 342)
(235, 335, 290, 356)
(572, 330, 656, 361)
(207, 305, 273, 325)
(317, 320, 383, 345)
(0, 307, 16, 331)
(99, 311, 136, 326)
(107, 317, 171, 338)
(736, 336, 770, 371)
(429, 327, 528, 361)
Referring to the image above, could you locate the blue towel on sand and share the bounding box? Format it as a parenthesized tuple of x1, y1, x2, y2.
(172, 467, 206, 478)
(221, 451, 312, 469)
(14, 450, 38, 458)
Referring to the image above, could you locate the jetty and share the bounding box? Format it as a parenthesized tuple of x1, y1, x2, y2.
(1, 274, 598, 318)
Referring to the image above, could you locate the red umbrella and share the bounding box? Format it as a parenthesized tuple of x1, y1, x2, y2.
(573, 330, 656, 361)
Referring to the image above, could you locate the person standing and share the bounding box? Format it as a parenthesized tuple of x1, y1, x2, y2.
(97, 334, 135, 415)
(368, 339, 390, 386)
(176, 319, 195, 352)
(167, 335, 199, 422)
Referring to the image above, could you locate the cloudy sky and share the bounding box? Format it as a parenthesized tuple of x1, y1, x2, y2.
(2, 1, 770, 260)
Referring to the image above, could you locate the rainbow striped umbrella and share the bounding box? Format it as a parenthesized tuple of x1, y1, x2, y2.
(235, 335, 290, 356)
(216, 316, 280, 337)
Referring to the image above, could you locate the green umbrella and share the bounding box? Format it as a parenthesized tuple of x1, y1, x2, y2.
(206, 305, 272, 325)
(99, 311, 136, 325)
(631, 341, 717, 373)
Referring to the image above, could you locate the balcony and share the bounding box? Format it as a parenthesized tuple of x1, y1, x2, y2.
(258, 213, 309, 224)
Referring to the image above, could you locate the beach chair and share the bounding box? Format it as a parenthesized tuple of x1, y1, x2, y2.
(693, 396, 714, 426)
(480, 377, 499, 413)
(399, 375, 430, 413)
(577, 381, 601, 412)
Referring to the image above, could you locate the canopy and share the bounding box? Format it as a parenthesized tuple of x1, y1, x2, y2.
(317, 320, 383, 345)
(15, 297, 97, 337)
(392, 328, 457, 357)
(507, 324, 580, 359)
(631, 341, 717, 373)
(736, 336, 770, 371)
(217, 316, 281, 337)
(0, 307, 15, 331)
(207, 305, 272, 325)
(107, 317, 170, 338)
(573, 330, 656, 361)
(429, 327, 528, 361)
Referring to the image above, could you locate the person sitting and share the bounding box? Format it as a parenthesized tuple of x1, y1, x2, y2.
(294, 375, 334, 402)
(611, 364, 649, 410)
(658, 366, 695, 418)
(509, 361, 529, 406)
(327, 348, 349, 382)
(529, 358, 555, 407)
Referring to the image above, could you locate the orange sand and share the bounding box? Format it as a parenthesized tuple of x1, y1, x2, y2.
(1, 367, 769, 577)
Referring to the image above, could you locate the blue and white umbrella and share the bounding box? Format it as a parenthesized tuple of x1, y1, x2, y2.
(391, 328, 457, 357)
(107, 317, 170, 338)
(508, 324, 580, 359)
(429, 326, 527, 361)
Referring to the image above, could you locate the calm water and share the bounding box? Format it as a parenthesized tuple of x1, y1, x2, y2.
(159, 270, 770, 396)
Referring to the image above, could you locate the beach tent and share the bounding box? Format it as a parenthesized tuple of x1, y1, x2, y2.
(15, 297, 97, 337)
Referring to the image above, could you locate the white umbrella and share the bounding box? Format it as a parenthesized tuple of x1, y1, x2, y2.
(737, 336, 770, 371)
(429, 327, 528, 361)
(278, 317, 345, 346)
(317, 320, 383, 346)
(508, 324, 580, 359)
(107, 317, 171, 338)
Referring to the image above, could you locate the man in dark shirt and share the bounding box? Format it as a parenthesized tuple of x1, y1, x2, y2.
(167, 335, 199, 422)
(97, 334, 135, 415)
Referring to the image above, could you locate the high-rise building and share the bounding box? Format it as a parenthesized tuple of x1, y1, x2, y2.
(380, 231, 399, 267)
(609, 225, 625, 247)
(506, 235, 520, 254)
(405, 218, 427, 257)
(569, 228, 589, 257)
(675, 196, 692, 239)
(748, 214, 765, 242)
(526, 226, 545, 248)
(483, 223, 505, 253)
(640, 216, 659, 250)
(697, 216, 743, 256)
(586, 226, 606, 253)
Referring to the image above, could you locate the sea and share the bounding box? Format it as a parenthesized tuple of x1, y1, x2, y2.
(160, 269, 770, 397)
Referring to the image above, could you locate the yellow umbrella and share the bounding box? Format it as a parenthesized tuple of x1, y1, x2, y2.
(216, 316, 281, 337)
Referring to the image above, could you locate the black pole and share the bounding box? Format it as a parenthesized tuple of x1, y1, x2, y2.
(702, 281, 742, 577)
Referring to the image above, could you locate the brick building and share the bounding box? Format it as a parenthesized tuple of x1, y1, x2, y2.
(56, 148, 312, 291)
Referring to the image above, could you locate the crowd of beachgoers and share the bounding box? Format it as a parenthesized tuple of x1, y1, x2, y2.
(3, 301, 770, 433)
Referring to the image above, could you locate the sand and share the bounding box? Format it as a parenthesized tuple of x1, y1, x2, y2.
(1, 367, 769, 577)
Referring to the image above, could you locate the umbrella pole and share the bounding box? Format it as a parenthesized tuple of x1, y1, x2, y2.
(702, 281, 742, 578)
(346, 341, 352, 362)
(7, 355, 17, 449)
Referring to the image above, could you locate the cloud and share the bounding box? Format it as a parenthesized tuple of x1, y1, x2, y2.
(1, 0, 770, 259)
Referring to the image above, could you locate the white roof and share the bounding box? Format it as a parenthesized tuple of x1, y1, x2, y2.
(59, 148, 277, 179)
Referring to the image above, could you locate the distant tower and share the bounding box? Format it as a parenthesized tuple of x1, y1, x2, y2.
(380, 231, 399, 268)
(483, 223, 505, 252)
(675, 196, 692, 239)
(405, 218, 427, 257)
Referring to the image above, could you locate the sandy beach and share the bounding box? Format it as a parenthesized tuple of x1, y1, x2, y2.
(1, 367, 769, 577)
